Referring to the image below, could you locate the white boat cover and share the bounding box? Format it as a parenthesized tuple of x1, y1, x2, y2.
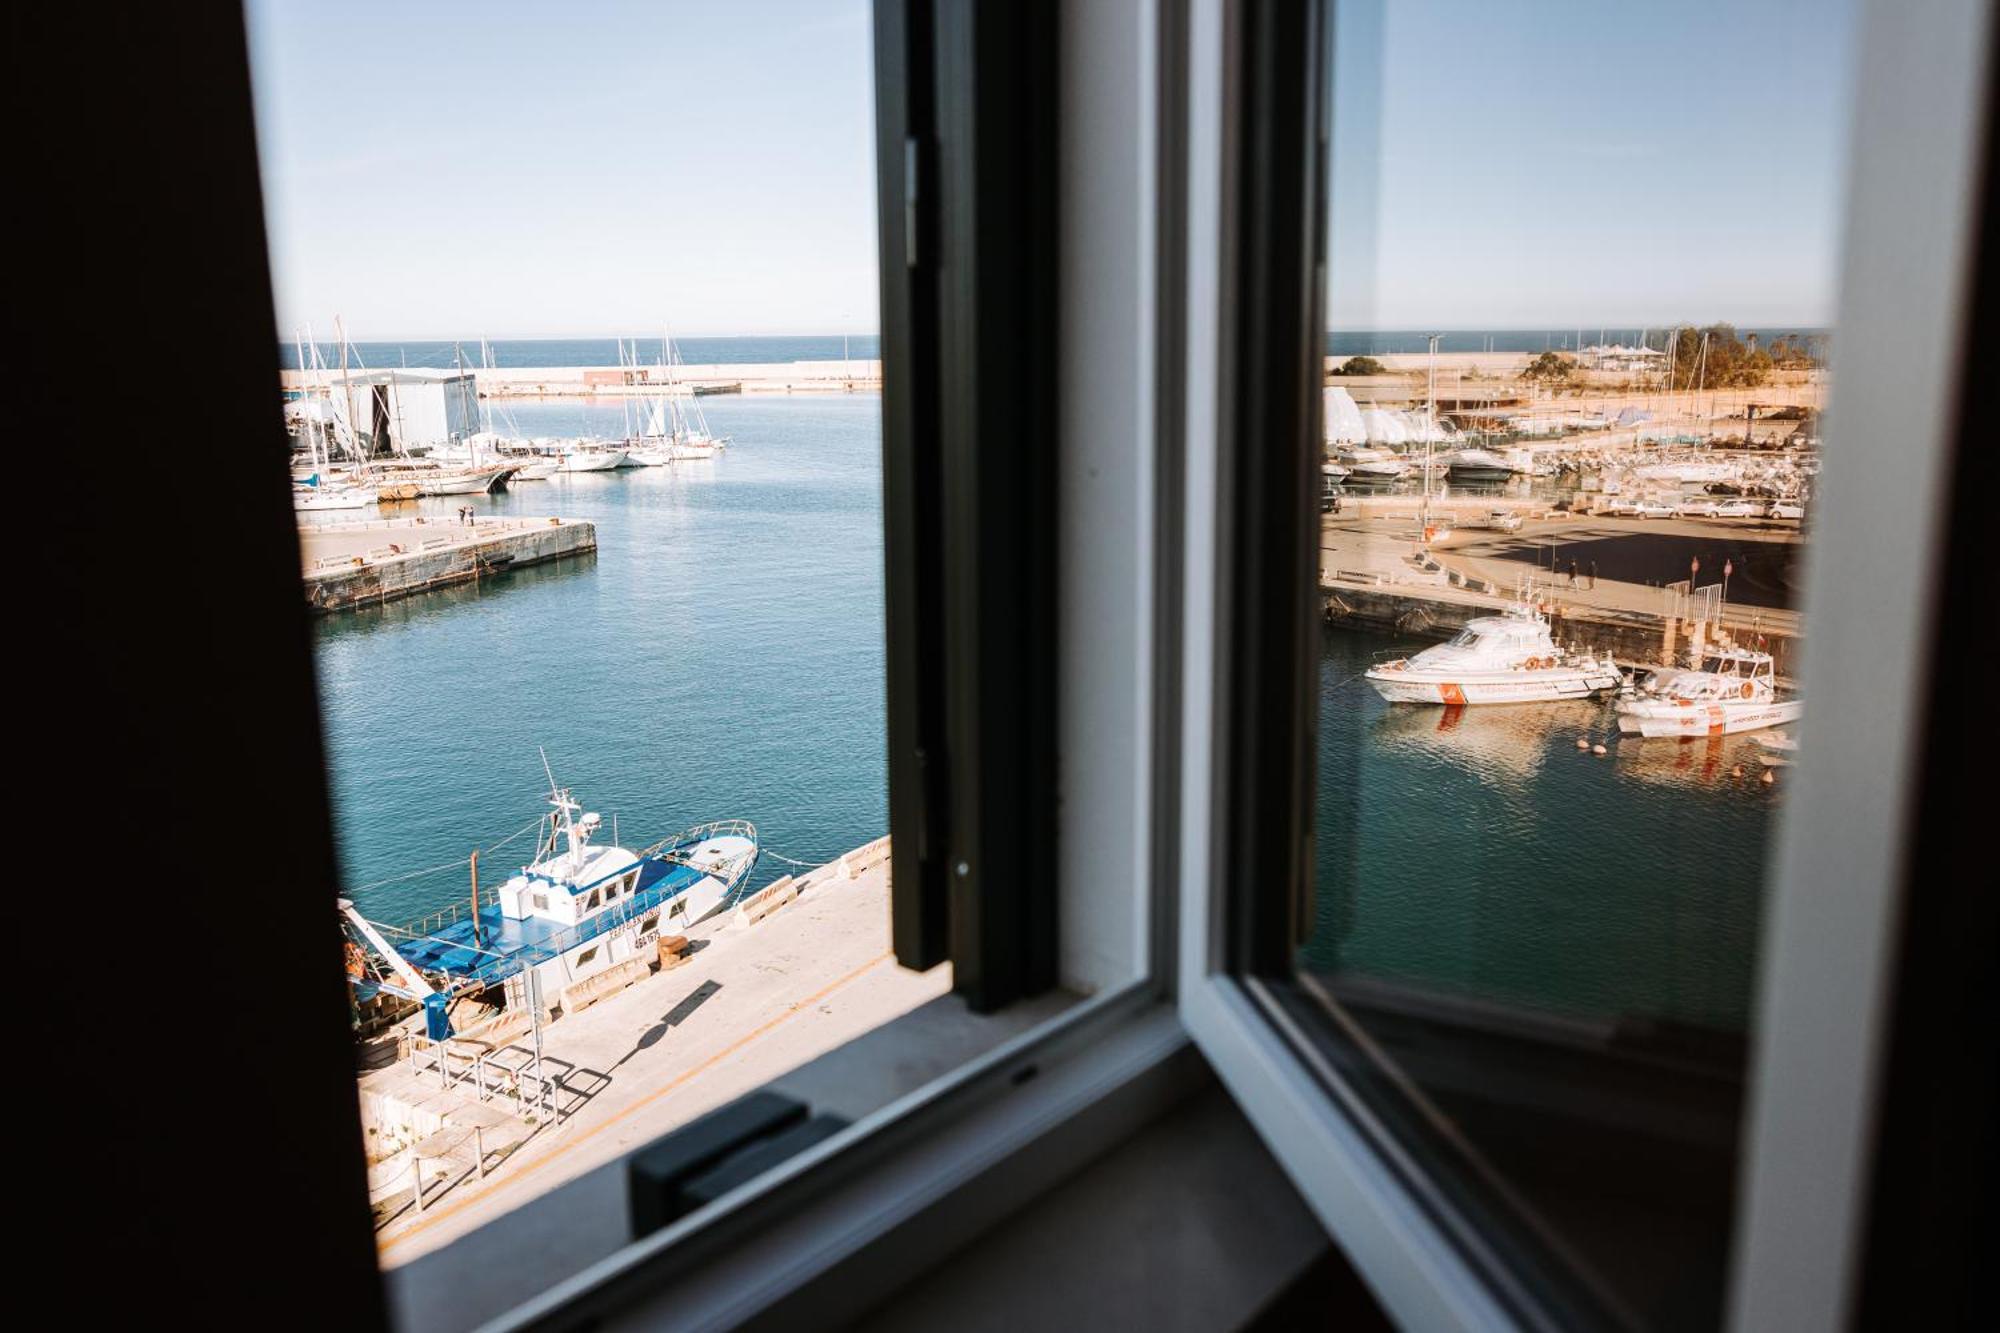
(1360, 408, 1408, 445)
(1323, 387, 1367, 444)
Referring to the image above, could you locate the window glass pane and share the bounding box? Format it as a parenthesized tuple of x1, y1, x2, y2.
(1303, 1, 1856, 1322)
(247, 3, 1082, 1320)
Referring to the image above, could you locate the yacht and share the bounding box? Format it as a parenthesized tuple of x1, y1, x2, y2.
(509, 457, 559, 481)
(1364, 603, 1622, 704)
(1442, 448, 1517, 483)
(293, 479, 378, 512)
(547, 442, 629, 472)
(1332, 444, 1408, 485)
(1615, 645, 1801, 737)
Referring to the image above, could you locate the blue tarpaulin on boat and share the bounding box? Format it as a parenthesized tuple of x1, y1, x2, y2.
(423, 992, 452, 1041)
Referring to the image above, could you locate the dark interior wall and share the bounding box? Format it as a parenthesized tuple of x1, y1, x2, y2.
(22, 7, 387, 1324)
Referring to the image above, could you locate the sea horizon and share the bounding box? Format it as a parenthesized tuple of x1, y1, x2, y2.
(277, 324, 1831, 371)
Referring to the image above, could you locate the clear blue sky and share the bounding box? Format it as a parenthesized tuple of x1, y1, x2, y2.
(249, 1, 1858, 340)
(247, 0, 878, 340)
(1330, 0, 1861, 330)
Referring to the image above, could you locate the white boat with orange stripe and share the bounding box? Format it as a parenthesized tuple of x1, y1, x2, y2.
(1614, 645, 1801, 738)
(1364, 603, 1621, 705)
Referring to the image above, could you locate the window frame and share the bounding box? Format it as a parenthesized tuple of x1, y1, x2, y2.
(1172, 2, 1998, 1331)
(480, 0, 1198, 1323)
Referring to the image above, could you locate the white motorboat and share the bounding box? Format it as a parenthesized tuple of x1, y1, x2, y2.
(1615, 645, 1801, 737)
(1442, 448, 1517, 483)
(509, 458, 559, 481)
(554, 444, 628, 472)
(1365, 603, 1622, 705)
(293, 482, 378, 512)
(1333, 444, 1408, 484)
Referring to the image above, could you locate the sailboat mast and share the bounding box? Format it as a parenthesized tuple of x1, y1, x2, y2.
(336, 315, 362, 466)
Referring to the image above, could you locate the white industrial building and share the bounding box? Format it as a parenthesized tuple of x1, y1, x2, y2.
(300, 368, 480, 455)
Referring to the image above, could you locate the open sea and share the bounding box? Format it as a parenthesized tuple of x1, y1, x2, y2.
(277, 328, 1825, 370)
(312, 391, 1774, 1035)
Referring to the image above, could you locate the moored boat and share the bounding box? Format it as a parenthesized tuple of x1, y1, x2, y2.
(1615, 645, 1801, 738)
(339, 780, 760, 1021)
(1365, 603, 1622, 704)
(293, 476, 379, 511)
(1441, 447, 1518, 483)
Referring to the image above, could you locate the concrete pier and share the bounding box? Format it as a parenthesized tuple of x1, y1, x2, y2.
(300, 515, 596, 614)
(1321, 509, 1805, 676)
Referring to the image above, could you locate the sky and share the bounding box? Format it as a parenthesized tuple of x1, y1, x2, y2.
(246, 0, 879, 340)
(1329, 0, 1862, 330)
(249, 0, 1859, 340)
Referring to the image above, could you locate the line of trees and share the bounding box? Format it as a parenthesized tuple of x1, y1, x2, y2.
(1661, 324, 1771, 389)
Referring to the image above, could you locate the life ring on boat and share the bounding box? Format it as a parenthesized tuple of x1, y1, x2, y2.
(1741, 682, 1755, 699)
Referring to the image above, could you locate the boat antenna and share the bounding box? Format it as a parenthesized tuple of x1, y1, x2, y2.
(539, 745, 560, 803)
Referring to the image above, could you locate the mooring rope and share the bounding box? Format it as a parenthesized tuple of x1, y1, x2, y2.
(759, 849, 821, 870)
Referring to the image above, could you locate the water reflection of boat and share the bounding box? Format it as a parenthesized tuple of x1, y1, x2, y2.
(1610, 730, 1778, 788)
(1369, 699, 1601, 783)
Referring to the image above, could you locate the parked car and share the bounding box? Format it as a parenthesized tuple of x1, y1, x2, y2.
(1766, 500, 1805, 520)
(1713, 499, 1764, 518)
(1631, 500, 1676, 519)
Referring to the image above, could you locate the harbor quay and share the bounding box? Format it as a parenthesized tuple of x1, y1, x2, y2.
(300, 515, 596, 614)
(1321, 505, 1805, 678)
(353, 832, 1064, 1328)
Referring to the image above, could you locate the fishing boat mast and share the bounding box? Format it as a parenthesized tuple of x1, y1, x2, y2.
(1422, 332, 1440, 537)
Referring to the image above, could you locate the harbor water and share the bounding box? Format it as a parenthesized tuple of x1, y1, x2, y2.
(313, 395, 886, 927)
(313, 397, 1774, 1035)
(1309, 630, 1774, 1034)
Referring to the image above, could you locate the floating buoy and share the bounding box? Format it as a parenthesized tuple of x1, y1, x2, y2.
(1576, 737, 1592, 750)
(1592, 744, 1608, 755)
(1761, 769, 1776, 785)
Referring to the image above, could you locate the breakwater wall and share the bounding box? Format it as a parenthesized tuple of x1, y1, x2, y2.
(302, 517, 596, 614)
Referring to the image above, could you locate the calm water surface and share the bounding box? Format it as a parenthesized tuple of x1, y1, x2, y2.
(314, 402, 1773, 1030)
(1309, 628, 1776, 1033)
(313, 396, 885, 926)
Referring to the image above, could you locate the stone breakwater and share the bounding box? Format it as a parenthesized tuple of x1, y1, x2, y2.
(300, 516, 597, 614)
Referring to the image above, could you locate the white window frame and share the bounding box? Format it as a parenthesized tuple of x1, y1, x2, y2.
(1171, 1, 1993, 1330)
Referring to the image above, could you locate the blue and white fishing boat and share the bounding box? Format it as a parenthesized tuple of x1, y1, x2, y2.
(341, 779, 758, 1019)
